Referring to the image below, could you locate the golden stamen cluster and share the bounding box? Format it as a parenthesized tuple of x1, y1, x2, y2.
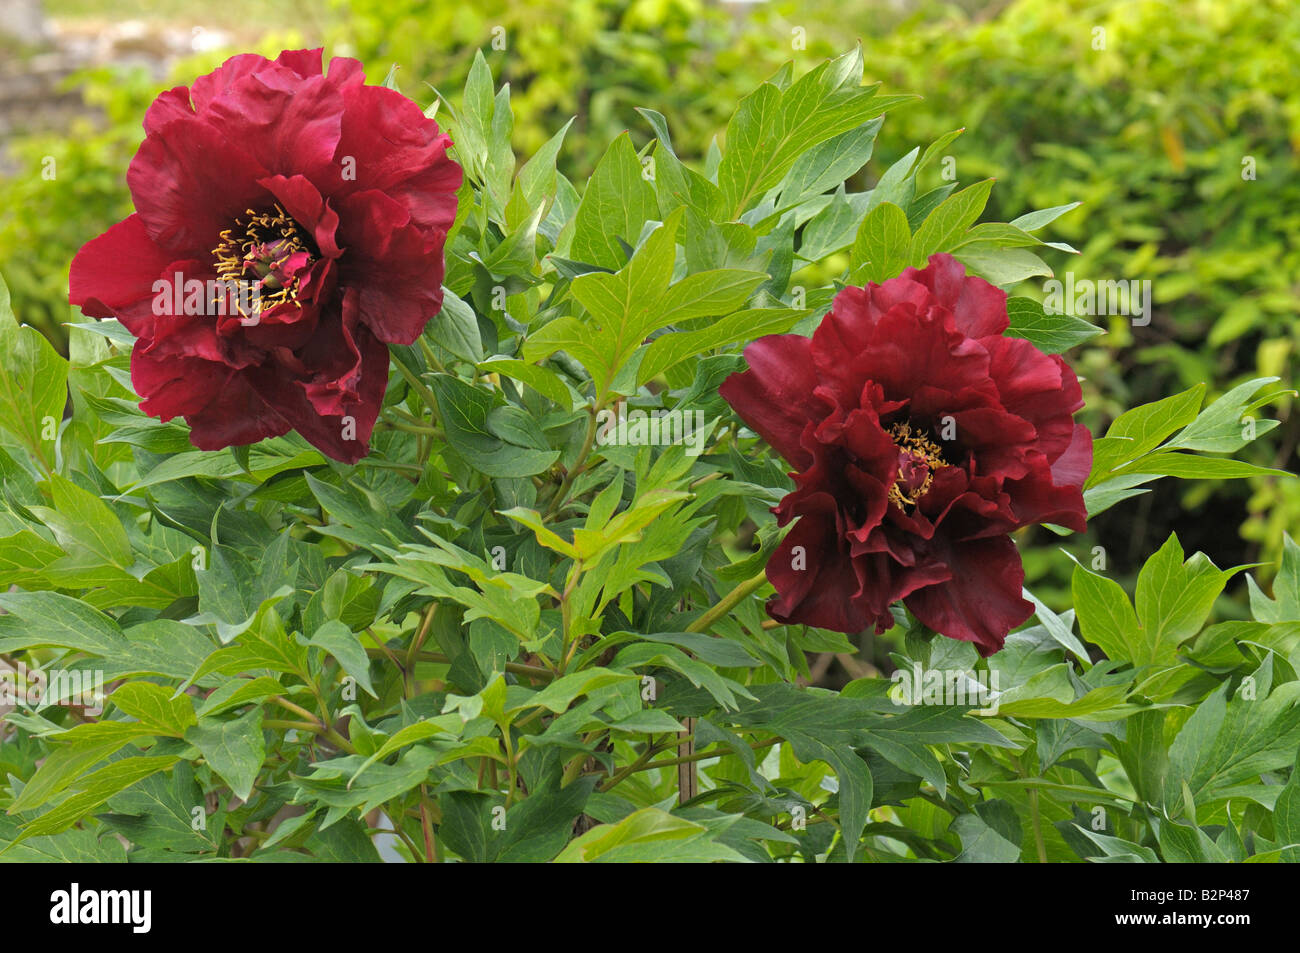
(886, 422, 948, 507)
(211, 204, 311, 314)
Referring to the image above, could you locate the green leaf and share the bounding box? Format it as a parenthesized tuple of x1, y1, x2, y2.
(185, 707, 266, 801)
(534, 208, 765, 396)
(97, 620, 214, 682)
(1165, 662, 1300, 808)
(1004, 297, 1102, 354)
(951, 811, 1021, 863)
(110, 682, 197, 737)
(100, 762, 221, 854)
(304, 815, 383, 862)
(478, 357, 573, 408)
(717, 50, 911, 219)
(1159, 817, 1226, 863)
(554, 806, 747, 862)
(1071, 825, 1159, 863)
(507, 117, 573, 229)
(0, 817, 128, 862)
(1071, 563, 1142, 663)
(0, 590, 126, 656)
(348, 717, 458, 786)
(1133, 534, 1236, 666)
(569, 132, 658, 270)
(1165, 377, 1285, 453)
(637, 307, 805, 384)
(9, 721, 156, 813)
(498, 506, 580, 560)
(428, 374, 559, 477)
(953, 246, 1052, 287)
(1087, 385, 1206, 487)
(908, 179, 994, 265)
(0, 272, 66, 470)
(426, 289, 483, 363)
(1009, 203, 1082, 232)
(495, 777, 597, 862)
(196, 676, 285, 719)
(14, 755, 178, 841)
(1023, 588, 1091, 664)
(512, 668, 638, 715)
(851, 201, 911, 283)
(1112, 452, 1290, 481)
(778, 117, 883, 207)
(310, 620, 377, 699)
(28, 473, 132, 569)
(192, 542, 295, 643)
(1249, 534, 1300, 623)
(1274, 753, 1300, 863)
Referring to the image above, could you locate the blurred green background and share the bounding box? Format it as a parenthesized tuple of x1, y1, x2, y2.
(1, 0, 1295, 608)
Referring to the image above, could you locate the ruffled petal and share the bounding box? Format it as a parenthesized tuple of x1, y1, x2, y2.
(68, 214, 174, 332)
(904, 253, 1009, 338)
(333, 189, 446, 344)
(720, 334, 827, 471)
(766, 493, 881, 634)
(247, 290, 388, 463)
(127, 116, 270, 255)
(904, 534, 1032, 656)
(983, 334, 1082, 463)
(206, 69, 344, 185)
(332, 83, 461, 236)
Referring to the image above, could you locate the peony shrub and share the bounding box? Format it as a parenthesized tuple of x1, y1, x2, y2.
(0, 47, 1296, 865)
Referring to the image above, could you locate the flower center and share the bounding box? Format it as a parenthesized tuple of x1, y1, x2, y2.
(887, 422, 948, 508)
(212, 205, 315, 314)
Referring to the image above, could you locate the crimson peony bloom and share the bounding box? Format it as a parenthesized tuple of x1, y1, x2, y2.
(720, 254, 1091, 655)
(70, 49, 462, 463)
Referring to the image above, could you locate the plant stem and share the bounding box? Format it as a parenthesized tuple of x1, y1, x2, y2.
(272, 697, 320, 723)
(263, 719, 321, 733)
(405, 604, 438, 674)
(545, 403, 599, 518)
(380, 417, 444, 438)
(419, 785, 439, 863)
(393, 358, 442, 420)
(685, 570, 769, 633)
(604, 736, 780, 785)
(366, 646, 553, 681)
(1028, 787, 1048, 863)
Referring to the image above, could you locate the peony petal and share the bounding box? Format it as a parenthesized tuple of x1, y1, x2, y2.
(904, 534, 1032, 656)
(720, 334, 827, 471)
(188, 53, 275, 111)
(1050, 422, 1093, 490)
(182, 372, 292, 450)
(206, 70, 344, 185)
(128, 116, 270, 256)
(816, 303, 996, 414)
(903, 253, 1009, 337)
(766, 494, 882, 634)
(333, 189, 446, 344)
(132, 348, 235, 421)
(143, 85, 195, 135)
(69, 214, 174, 332)
(247, 291, 388, 463)
(259, 174, 343, 259)
(273, 48, 325, 79)
(332, 84, 461, 236)
(983, 334, 1082, 462)
(1003, 452, 1088, 532)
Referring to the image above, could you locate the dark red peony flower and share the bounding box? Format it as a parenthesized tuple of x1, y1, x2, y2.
(70, 49, 462, 463)
(720, 254, 1091, 655)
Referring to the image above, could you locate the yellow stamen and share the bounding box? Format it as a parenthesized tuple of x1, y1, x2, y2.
(886, 422, 948, 508)
(209, 204, 312, 316)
